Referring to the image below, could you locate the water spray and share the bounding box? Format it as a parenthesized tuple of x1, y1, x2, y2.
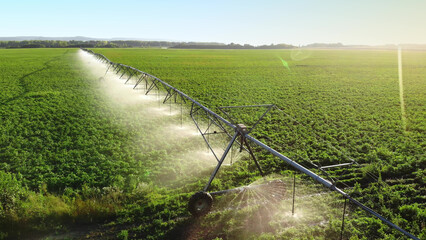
(398, 45, 407, 131)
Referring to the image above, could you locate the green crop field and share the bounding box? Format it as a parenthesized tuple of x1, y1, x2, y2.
(94, 48, 424, 179)
(0, 48, 424, 239)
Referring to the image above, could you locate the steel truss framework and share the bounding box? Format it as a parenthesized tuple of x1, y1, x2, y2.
(81, 48, 419, 240)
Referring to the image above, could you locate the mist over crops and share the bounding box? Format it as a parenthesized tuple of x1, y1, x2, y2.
(78, 50, 223, 185)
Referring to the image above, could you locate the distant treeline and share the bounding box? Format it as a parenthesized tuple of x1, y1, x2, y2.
(0, 40, 296, 49)
(304, 43, 344, 48)
(0, 40, 183, 48)
(171, 43, 295, 49)
(3, 40, 420, 50)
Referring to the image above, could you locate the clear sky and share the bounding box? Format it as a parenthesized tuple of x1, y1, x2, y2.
(1, 0, 425, 45)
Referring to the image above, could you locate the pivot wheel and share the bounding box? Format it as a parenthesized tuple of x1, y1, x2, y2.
(188, 191, 213, 216)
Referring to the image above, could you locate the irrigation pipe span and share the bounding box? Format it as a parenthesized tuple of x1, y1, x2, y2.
(81, 48, 419, 240)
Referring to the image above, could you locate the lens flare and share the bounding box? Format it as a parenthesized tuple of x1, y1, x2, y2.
(278, 57, 291, 71)
(290, 48, 312, 61)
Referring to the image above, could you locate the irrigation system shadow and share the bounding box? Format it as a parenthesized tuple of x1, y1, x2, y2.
(0, 50, 69, 105)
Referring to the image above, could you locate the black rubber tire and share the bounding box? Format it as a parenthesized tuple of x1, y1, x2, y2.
(188, 191, 213, 217)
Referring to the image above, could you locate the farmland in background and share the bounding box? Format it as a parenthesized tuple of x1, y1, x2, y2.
(0, 48, 424, 239)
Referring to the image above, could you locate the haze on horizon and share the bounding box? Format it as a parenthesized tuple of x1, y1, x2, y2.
(1, 0, 425, 46)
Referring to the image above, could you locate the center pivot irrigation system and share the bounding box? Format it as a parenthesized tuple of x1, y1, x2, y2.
(82, 49, 419, 240)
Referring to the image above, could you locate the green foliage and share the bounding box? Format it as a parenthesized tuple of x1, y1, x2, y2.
(0, 171, 25, 214)
(117, 230, 128, 240)
(0, 48, 424, 239)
